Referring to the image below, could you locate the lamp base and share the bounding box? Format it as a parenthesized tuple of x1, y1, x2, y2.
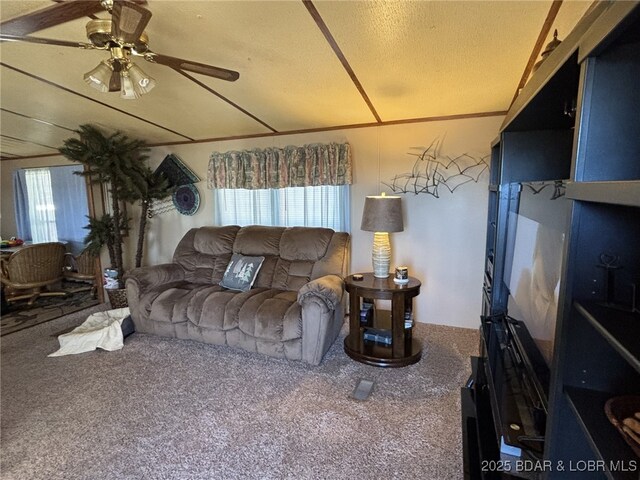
(372, 232, 391, 278)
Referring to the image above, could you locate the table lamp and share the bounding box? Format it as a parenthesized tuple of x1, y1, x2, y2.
(360, 193, 404, 278)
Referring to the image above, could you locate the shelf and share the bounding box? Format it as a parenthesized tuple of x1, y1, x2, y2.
(501, 3, 608, 132)
(575, 302, 640, 374)
(566, 181, 640, 207)
(565, 387, 639, 480)
(344, 334, 421, 368)
(578, 1, 640, 62)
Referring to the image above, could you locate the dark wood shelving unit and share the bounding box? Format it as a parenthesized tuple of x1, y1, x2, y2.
(565, 181, 640, 208)
(565, 387, 639, 480)
(462, 3, 640, 479)
(574, 302, 640, 374)
(543, 4, 640, 477)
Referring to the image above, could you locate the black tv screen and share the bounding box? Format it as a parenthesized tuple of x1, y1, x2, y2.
(503, 180, 572, 367)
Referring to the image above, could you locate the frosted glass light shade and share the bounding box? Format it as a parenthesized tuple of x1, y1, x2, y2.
(83, 61, 113, 92)
(120, 71, 139, 99)
(127, 63, 156, 94)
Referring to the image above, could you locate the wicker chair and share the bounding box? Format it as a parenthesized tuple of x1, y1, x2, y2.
(0, 242, 67, 305)
(63, 249, 98, 298)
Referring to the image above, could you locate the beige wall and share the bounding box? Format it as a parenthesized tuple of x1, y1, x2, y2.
(0, 115, 502, 329)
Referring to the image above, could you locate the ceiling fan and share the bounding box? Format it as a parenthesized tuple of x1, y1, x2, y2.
(0, 0, 239, 99)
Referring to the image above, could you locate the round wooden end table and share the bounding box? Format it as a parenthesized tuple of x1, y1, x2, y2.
(343, 272, 422, 367)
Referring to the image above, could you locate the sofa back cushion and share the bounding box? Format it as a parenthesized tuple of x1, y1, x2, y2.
(233, 226, 285, 288)
(310, 231, 350, 279)
(173, 225, 240, 284)
(172, 225, 349, 290)
(270, 227, 332, 290)
(233, 226, 283, 256)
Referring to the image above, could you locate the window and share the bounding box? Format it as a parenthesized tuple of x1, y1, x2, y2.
(13, 165, 89, 253)
(214, 185, 350, 232)
(24, 168, 58, 243)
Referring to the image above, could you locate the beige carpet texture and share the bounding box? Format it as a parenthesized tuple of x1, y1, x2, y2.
(1, 308, 479, 479)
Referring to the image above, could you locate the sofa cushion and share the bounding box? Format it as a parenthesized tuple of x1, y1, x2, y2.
(310, 232, 350, 279)
(271, 259, 314, 291)
(220, 253, 265, 291)
(193, 226, 239, 255)
(189, 255, 231, 284)
(237, 290, 301, 342)
(148, 282, 216, 324)
(173, 226, 239, 284)
(189, 288, 266, 331)
(187, 288, 301, 342)
(253, 256, 278, 288)
(234, 226, 284, 256)
(279, 227, 333, 261)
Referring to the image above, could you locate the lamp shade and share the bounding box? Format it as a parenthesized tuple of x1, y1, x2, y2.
(83, 61, 113, 92)
(120, 71, 140, 99)
(360, 195, 404, 232)
(127, 63, 156, 94)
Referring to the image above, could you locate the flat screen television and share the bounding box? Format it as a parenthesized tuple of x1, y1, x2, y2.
(504, 180, 572, 368)
(478, 180, 572, 460)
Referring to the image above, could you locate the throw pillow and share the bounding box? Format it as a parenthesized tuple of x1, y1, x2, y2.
(220, 254, 265, 292)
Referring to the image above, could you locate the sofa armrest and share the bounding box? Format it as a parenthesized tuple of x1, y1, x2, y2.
(298, 274, 344, 310)
(298, 274, 345, 365)
(124, 263, 185, 291)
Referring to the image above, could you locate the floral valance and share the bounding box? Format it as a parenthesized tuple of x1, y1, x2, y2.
(207, 142, 352, 190)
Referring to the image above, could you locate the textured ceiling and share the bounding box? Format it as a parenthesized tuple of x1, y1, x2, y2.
(0, 0, 592, 159)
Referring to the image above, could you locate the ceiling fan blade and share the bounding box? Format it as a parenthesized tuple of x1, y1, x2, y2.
(111, 0, 152, 45)
(0, 1, 104, 36)
(0, 33, 92, 49)
(145, 53, 240, 82)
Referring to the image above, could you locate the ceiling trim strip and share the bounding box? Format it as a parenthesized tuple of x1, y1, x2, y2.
(0, 62, 195, 142)
(302, 0, 382, 123)
(1, 133, 57, 151)
(154, 110, 507, 146)
(1, 108, 76, 132)
(509, 0, 563, 107)
(1, 110, 506, 161)
(175, 69, 278, 133)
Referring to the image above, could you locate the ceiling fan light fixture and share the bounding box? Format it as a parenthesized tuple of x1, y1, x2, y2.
(127, 63, 156, 94)
(83, 60, 114, 92)
(120, 69, 140, 99)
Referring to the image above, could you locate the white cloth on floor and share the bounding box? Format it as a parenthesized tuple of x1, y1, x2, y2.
(48, 307, 130, 357)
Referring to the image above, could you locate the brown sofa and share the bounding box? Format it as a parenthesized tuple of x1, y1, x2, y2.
(125, 225, 350, 365)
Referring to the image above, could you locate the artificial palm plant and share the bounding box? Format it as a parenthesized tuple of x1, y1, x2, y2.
(82, 214, 118, 268)
(59, 124, 150, 289)
(134, 169, 172, 268)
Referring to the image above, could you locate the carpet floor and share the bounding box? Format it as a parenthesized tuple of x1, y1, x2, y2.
(1, 282, 100, 336)
(1, 309, 478, 480)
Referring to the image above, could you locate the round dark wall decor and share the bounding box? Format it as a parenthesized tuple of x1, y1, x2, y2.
(173, 184, 200, 216)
